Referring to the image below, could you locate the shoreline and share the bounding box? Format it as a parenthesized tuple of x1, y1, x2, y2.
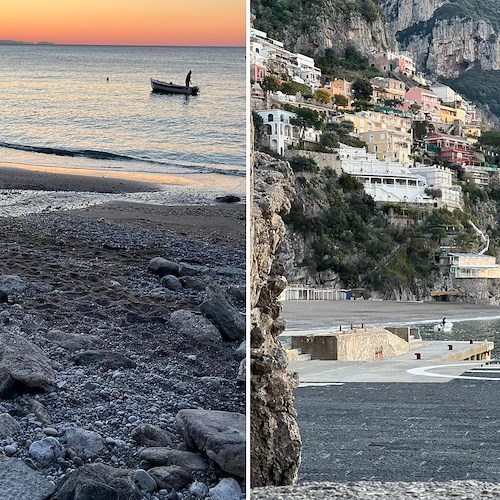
(282, 300, 500, 331)
(0, 163, 245, 217)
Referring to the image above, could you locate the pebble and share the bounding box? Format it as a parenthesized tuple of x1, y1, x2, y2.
(43, 427, 59, 437)
(4, 444, 17, 456)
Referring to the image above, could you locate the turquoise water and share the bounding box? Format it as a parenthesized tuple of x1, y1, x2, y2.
(0, 45, 245, 181)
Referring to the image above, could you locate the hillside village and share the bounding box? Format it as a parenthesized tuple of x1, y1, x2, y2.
(251, 26, 500, 301)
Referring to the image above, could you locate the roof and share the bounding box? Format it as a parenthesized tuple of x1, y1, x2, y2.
(448, 253, 493, 258)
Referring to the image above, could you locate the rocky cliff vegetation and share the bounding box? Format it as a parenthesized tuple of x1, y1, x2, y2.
(278, 155, 500, 301)
(252, 0, 396, 59)
(251, 152, 301, 486)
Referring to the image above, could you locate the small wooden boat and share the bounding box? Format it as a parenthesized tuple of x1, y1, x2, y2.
(433, 321, 453, 332)
(150, 78, 199, 95)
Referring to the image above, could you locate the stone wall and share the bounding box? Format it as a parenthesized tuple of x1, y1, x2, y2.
(452, 277, 500, 305)
(251, 151, 302, 486)
(284, 150, 343, 174)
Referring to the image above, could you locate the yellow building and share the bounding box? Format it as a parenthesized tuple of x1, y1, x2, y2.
(449, 253, 500, 278)
(464, 125, 482, 139)
(439, 103, 467, 124)
(332, 110, 413, 165)
(370, 77, 405, 104)
(359, 129, 412, 166)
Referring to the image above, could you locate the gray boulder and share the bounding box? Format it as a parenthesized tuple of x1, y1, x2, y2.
(176, 409, 245, 478)
(0, 413, 21, 439)
(169, 310, 220, 342)
(179, 276, 208, 291)
(65, 428, 106, 460)
(55, 463, 141, 500)
(44, 330, 100, 352)
(133, 469, 157, 494)
(147, 466, 191, 491)
(160, 275, 183, 291)
(130, 423, 175, 448)
(28, 399, 52, 425)
(0, 275, 27, 295)
(209, 478, 242, 500)
(139, 448, 209, 471)
(148, 258, 179, 277)
(199, 286, 245, 341)
(0, 331, 56, 398)
(29, 437, 65, 467)
(74, 351, 136, 369)
(0, 458, 56, 500)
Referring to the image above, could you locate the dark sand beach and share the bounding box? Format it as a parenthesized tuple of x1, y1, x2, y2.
(0, 169, 246, 497)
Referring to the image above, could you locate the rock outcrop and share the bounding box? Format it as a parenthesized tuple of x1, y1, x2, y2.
(251, 151, 301, 486)
(253, 0, 395, 59)
(381, 0, 500, 79)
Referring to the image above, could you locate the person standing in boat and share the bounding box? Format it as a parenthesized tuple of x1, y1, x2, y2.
(185, 70, 192, 88)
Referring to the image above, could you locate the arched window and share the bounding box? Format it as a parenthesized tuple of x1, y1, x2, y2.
(268, 114, 274, 122)
(280, 114, 285, 122)
(265, 124, 272, 135)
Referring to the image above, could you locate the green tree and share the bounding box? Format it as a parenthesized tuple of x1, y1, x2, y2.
(320, 132, 340, 150)
(315, 88, 331, 104)
(261, 75, 281, 92)
(333, 93, 349, 109)
(281, 81, 313, 98)
(352, 78, 373, 101)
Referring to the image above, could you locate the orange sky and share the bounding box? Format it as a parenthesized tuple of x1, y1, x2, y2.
(0, 0, 245, 46)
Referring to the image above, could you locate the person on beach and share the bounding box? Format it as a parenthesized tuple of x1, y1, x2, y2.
(185, 70, 192, 88)
(442, 317, 446, 327)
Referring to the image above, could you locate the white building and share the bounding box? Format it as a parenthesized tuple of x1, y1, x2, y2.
(294, 53, 322, 90)
(256, 109, 298, 155)
(411, 165, 463, 210)
(338, 146, 431, 203)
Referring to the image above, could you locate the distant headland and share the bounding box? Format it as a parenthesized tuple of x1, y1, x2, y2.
(0, 40, 54, 45)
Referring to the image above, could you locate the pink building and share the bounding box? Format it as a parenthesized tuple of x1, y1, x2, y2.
(401, 87, 441, 120)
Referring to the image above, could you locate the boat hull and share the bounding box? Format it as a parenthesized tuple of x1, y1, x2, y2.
(150, 79, 199, 95)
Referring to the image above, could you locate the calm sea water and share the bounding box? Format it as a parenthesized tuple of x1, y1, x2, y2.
(407, 318, 500, 358)
(0, 45, 245, 183)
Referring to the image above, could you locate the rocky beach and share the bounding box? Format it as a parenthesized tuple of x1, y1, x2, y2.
(0, 169, 246, 500)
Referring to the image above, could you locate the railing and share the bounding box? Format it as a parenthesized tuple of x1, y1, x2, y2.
(280, 286, 349, 301)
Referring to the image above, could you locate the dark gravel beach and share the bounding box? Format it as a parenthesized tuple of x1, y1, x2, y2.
(0, 172, 246, 499)
(0, 165, 160, 193)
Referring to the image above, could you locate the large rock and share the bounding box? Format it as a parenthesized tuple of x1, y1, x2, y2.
(55, 463, 141, 500)
(169, 310, 220, 342)
(209, 478, 242, 500)
(0, 275, 27, 295)
(147, 466, 191, 491)
(0, 413, 21, 439)
(44, 330, 100, 352)
(176, 409, 245, 478)
(139, 448, 209, 471)
(251, 153, 301, 486)
(148, 258, 179, 277)
(130, 423, 175, 448)
(28, 399, 52, 425)
(0, 458, 56, 500)
(65, 428, 106, 460)
(0, 331, 56, 398)
(199, 286, 245, 341)
(29, 437, 65, 467)
(73, 351, 136, 369)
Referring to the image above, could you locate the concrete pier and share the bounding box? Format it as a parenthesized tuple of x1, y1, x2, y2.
(286, 339, 494, 384)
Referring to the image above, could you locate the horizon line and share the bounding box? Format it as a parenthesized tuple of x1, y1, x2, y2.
(0, 42, 245, 48)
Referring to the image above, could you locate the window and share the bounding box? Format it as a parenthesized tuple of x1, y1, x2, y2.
(268, 114, 274, 122)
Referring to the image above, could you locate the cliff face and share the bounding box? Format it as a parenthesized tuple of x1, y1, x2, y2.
(380, 0, 500, 79)
(250, 152, 301, 486)
(380, 0, 445, 32)
(253, 0, 396, 58)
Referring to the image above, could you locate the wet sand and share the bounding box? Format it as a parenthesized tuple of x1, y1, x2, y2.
(282, 300, 500, 330)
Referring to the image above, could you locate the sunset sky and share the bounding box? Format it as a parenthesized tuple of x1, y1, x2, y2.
(0, 0, 245, 46)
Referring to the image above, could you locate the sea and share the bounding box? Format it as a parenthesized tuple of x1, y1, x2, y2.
(410, 317, 500, 358)
(0, 45, 246, 191)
